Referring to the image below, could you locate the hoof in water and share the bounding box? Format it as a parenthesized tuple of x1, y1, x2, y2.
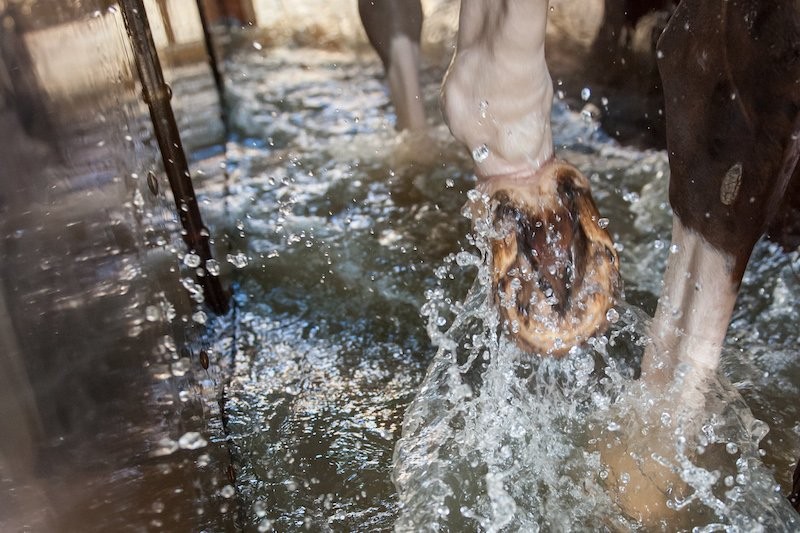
(486, 161, 620, 356)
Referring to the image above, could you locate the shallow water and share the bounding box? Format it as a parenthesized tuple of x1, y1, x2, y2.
(197, 44, 800, 531)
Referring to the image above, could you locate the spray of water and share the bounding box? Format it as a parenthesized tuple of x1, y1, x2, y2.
(392, 190, 799, 531)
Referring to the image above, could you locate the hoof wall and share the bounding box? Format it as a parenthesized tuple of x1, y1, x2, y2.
(486, 161, 621, 356)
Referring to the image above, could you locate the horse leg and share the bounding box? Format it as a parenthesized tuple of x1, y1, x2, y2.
(644, 0, 800, 390)
(441, 0, 619, 355)
(358, 0, 426, 131)
(604, 0, 800, 522)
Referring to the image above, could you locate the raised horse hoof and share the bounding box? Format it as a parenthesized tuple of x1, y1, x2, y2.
(486, 160, 620, 356)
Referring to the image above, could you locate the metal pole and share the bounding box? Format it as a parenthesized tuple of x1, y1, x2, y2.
(120, 0, 229, 315)
(195, 0, 227, 120)
(194, 0, 235, 226)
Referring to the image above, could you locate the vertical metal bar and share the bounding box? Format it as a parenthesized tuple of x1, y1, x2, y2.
(195, 0, 227, 120)
(154, 0, 176, 45)
(120, 0, 229, 315)
(195, 0, 233, 218)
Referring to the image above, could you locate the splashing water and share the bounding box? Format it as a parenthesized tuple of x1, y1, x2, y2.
(392, 192, 799, 531)
(193, 41, 800, 530)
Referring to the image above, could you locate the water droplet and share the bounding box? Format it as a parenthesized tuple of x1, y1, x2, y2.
(605, 308, 619, 323)
(726, 442, 739, 454)
(178, 432, 207, 450)
(133, 189, 144, 208)
(145, 305, 160, 322)
(597, 217, 609, 229)
(455, 251, 477, 267)
(607, 421, 621, 432)
(479, 100, 488, 118)
(192, 311, 207, 325)
(152, 437, 178, 457)
(183, 253, 201, 268)
(580, 104, 598, 122)
(163, 301, 176, 321)
(472, 144, 490, 163)
(253, 41, 263, 50)
(171, 358, 190, 377)
(254, 500, 267, 517)
(206, 259, 220, 276)
(220, 485, 235, 498)
(227, 252, 249, 268)
(147, 171, 159, 195)
(580, 87, 591, 101)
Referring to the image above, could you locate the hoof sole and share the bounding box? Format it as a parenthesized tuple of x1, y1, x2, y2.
(486, 161, 620, 356)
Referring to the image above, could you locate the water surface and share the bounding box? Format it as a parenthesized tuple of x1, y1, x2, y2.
(198, 45, 800, 531)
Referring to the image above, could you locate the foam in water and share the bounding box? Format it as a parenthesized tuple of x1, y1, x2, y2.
(392, 190, 799, 531)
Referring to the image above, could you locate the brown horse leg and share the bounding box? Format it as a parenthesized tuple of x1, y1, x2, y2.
(358, 0, 426, 131)
(644, 0, 800, 390)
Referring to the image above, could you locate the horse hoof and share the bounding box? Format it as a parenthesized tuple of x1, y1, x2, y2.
(486, 160, 621, 356)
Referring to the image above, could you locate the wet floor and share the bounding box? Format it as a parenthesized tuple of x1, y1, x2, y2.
(197, 45, 800, 530)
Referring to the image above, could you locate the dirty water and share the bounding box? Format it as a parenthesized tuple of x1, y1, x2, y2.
(190, 44, 800, 532)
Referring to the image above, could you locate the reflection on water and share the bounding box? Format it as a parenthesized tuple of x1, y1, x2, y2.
(201, 43, 800, 531)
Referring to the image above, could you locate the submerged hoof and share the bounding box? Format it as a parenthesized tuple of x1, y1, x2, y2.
(486, 160, 620, 356)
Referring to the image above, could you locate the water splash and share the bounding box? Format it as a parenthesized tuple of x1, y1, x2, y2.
(194, 44, 800, 530)
(392, 193, 799, 531)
